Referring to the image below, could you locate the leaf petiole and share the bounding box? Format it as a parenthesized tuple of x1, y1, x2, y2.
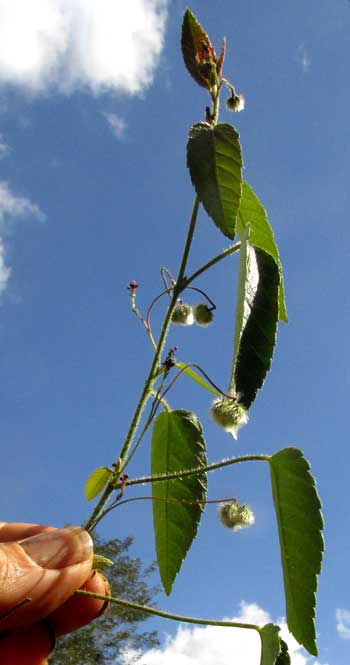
(184, 242, 241, 287)
(75, 589, 260, 634)
(126, 453, 269, 488)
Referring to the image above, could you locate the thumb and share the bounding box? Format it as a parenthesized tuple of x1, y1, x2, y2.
(0, 526, 93, 630)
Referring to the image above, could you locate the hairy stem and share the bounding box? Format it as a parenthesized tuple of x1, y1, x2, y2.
(185, 242, 241, 287)
(120, 194, 199, 464)
(84, 196, 200, 533)
(126, 454, 269, 487)
(75, 590, 260, 634)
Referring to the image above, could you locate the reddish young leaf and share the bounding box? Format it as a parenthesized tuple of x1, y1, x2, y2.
(181, 9, 224, 90)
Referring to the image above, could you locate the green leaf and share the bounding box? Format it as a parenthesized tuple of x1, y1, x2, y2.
(176, 362, 220, 397)
(276, 640, 291, 665)
(269, 448, 324, 656)
(237, 182, 288, 322)
(260, 624, 281, 665)
(84, 467, 111, 501)
(230, 227, 279, 409)
(187, 122, 243, 239)
(151, 410, 207, 595)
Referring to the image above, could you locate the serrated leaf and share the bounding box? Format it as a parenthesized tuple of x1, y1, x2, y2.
(187, 123, 243, 239)
(260, 624, 281, 665)
(84, 467, 111, 501)
(238, 182, 288, 322)
(276, 640, 291, 665)
(151, 410, 207, 595)
(230, 227, 279, 409)
(176, 362, 220, 397)
(181, 9, 220, 89)
(269, 448, 324, 656)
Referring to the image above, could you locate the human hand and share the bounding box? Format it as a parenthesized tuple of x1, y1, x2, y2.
(0, 522, 110, 664)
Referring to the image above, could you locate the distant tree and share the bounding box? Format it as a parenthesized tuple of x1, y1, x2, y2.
(49, 534, 159, 664)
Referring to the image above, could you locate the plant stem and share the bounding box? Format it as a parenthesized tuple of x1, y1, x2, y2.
(91, 492, 237, 526)
(120, 194, 199, 463)
(150, 390, 171, 412)
(186, 285, 216, 309)
(93, 452, 267, 526)
(146, 288, 172, 331)
(172, 196, 200, 298)
(175, 362, 221, 397)
(185, 242, 241, 287)
(130, 299, 148, 330)
(102, 494, 238, 512)
(210, 82, 221, 126)
(121, 381, 167, 471)
(126, 454, 269, 487)
(75, 590, 260, 634)
(84, 196, 200, 533)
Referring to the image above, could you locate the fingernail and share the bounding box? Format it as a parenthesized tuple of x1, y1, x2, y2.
(19, 527, 93, 569)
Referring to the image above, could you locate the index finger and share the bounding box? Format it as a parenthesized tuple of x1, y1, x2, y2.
(0, 523, 54, 543)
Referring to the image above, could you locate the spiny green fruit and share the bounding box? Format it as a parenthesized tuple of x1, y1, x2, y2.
(171, 302, 194, 325)
(220, 501, 254, 531)
(193, 302, 214, 326)
(210, 397, 248, 439)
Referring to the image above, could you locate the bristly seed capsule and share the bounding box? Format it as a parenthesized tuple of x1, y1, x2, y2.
(171, 302, 194, 325)
(210, 397, 248, 439)
(193, 302, 214, 326)
(225, 92, 245, 112)
(219, 502, 255, 531)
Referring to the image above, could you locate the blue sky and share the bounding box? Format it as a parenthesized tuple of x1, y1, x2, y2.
(0, 1, 349, 663)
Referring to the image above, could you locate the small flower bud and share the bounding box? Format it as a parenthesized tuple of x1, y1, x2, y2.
(219, 501, 254, 531)
(171, 302, 194, 325)
(93, 553, 114, 570)
(226, 93, 245, 112)
(210, 397, 248, 439)
(193, 303, 214, 326)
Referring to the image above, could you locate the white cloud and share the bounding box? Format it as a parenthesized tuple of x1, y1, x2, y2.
(124, 602, 326, 665)
(0, 181, 44, 296)
(0, 134, 10, 159)
(0, 181, 45, 226)
(103, 112, 127, 139)
(0, 0, 169, 96)
(336, 608, 350, 639)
